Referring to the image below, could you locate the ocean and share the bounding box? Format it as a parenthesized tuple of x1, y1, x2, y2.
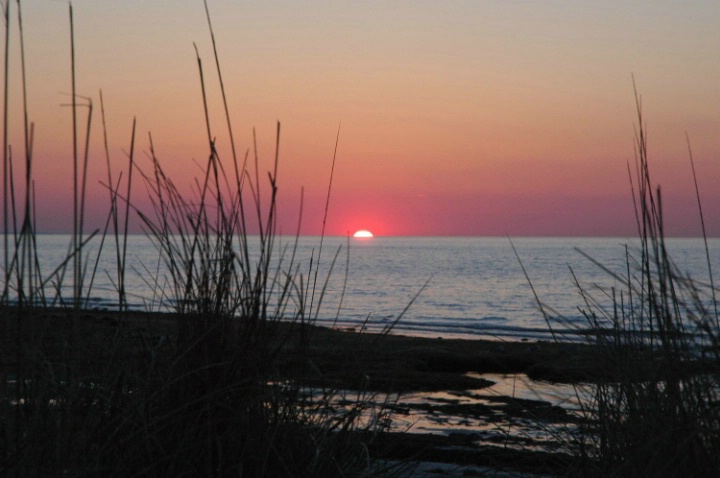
(6, 234, 720, 342)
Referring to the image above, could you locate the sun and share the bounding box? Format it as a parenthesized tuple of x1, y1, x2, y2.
(352, 230, 374, 238)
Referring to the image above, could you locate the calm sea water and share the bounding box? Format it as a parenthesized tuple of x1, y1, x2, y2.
(6, 235, 720, 342)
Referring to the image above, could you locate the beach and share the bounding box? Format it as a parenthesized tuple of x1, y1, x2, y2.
(3, 1, 720, 475)
(1, 307, 608, 477)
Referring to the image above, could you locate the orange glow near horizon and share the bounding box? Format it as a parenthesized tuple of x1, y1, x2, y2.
(7, 3, 720, 237)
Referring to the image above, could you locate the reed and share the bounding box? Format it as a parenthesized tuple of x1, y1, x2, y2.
(1, 2, 398, 476)
(527, 88, 720, 477)
(2, 1, 10, 301)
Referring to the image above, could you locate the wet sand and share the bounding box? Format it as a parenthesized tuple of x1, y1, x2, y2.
(293, 321, 615, 391)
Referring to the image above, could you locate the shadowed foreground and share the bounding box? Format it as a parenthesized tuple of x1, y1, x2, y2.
(0, 307, 628, 477)
(0, 307, 613, 392)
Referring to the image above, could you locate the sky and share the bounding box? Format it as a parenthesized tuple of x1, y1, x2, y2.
(5, 0, 720, 237)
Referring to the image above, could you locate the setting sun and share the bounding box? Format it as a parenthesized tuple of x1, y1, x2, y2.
(353, 230, 374, 238)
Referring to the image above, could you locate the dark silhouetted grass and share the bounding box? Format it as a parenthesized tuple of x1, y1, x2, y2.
(0, 2, 401, 476)
(522, 87, 720, 477)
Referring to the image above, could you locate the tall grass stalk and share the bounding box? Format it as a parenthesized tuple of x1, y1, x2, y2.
(686, 133, 719, 329)
(0, 0, 47, 308)
(119, 118, 135, 310)
(2, 1, 398, 475)
(97, 89, 127, 310)
(2, 0, 10, 304)
(69, 2, 80, 308)
(14, 0, 31, 306)
(64, 3, 95, 309)
(542, 90, 720, 477)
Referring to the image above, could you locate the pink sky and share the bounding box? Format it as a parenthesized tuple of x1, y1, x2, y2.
(5, 1, 720, 237)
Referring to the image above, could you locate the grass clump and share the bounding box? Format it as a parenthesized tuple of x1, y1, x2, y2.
(553, 91, 720, 477)
(0, 2, 397, 476)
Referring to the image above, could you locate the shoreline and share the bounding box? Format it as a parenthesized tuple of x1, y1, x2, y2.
(1, 306, 613, 389)
(0, 306, 647, 476)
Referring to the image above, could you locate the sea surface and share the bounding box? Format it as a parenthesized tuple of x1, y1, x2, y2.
(5, 235, 720, 342)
